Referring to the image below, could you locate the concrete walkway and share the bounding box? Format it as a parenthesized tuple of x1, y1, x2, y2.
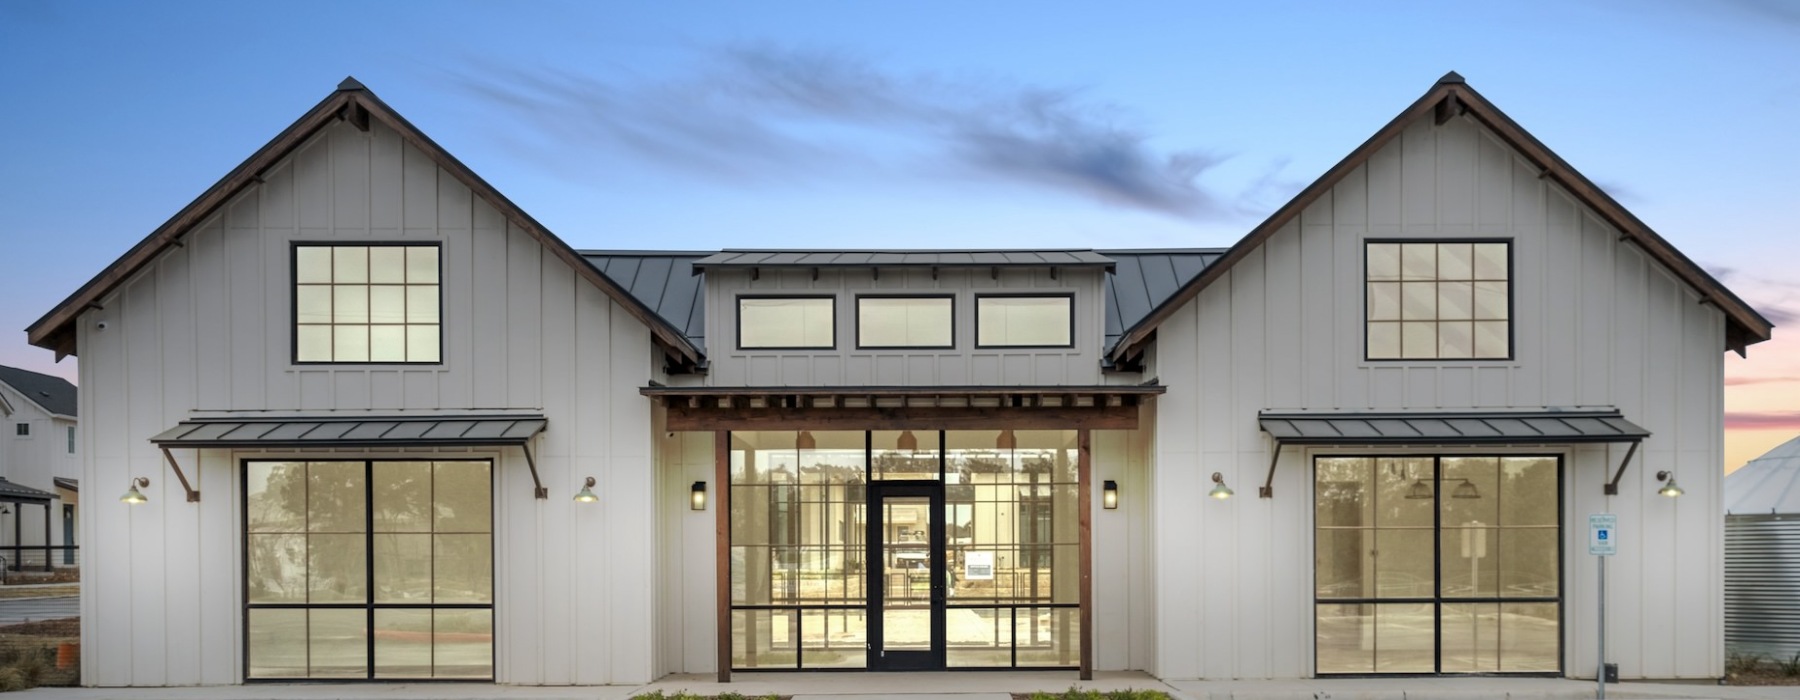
(10, 671, 1796, 700)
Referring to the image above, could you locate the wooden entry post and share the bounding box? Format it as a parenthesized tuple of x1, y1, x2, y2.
(1077, 429, 1093, 680)
(715, 430, 731, 682)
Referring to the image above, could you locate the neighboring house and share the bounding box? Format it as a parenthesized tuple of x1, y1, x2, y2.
(0, 365, 79, 571)
(24, 72, 1771, 688)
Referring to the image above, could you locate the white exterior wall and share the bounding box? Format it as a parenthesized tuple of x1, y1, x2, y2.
(698, 267, 1114, 387)
(1150, 115, 1725, 679)
(75, 119, 664, 686)
(0, 384, 75, 561)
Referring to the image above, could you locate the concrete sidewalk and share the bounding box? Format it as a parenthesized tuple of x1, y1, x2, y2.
(11, 671, 1795, 700)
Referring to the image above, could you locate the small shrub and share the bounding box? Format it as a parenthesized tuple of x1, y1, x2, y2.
(1105, 691, 1170, 700)
(1726, 650, 1767, 675)
(0, 668, 26, 693)
(632, 691, 668, 700)
(716, 692, 748, 700)
(1778, 651, 1800, 677)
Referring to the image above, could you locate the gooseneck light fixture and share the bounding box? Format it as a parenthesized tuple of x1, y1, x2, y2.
(691, 481, 708, 511)
(1656, 471, 1684, 498)
(573, 477, 599, 503)
(120, 477, 150, 505)
(1102, 480, 1119, 509)
(1208, 472, 1235, 500)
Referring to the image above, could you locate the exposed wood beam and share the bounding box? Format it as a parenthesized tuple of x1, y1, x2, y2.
(1077, 428, 1094, 680)
(714, 430, 731, 682)
(1434, 93, 1464, 125)
(342, 102, 370, 132)
(664, 404, 1142, 431)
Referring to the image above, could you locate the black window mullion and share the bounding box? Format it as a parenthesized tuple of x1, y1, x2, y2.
(365, 460, 375, 679)
(1432, 456, 1443, 675)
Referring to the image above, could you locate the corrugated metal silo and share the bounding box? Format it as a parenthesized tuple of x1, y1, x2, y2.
(1724, 433, 1800, 660)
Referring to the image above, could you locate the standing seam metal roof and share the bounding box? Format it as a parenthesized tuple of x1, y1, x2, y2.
(692, 249, 1117, 270)
(1099, 249, 1226, 354)
(581, 251, 709, 354)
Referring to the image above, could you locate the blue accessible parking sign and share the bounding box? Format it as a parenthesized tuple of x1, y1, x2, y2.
(1589, 513, 1617, 556)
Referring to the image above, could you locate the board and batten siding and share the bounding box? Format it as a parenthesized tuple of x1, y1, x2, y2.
(76, 118, 663, 686)
(698, 268, 1115, 388)
(1149, 115, 1724, 680)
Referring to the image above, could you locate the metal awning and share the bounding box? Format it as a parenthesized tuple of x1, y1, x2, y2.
(1256, 410, 1651, 498)
(1259, 410, 1649, 445)
(151, 415, 546, 448)
(148, 415, 552, 502)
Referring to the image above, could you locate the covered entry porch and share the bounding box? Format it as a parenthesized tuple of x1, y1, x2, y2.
(643, 385, 1160, 681)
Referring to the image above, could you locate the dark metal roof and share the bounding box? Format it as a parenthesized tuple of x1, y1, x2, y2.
(1259, 410, 1649, 445)
(581, 251, 709, 353)
(0, 478, 55, 504)
(0, 365, 77, 418)
(53, 477, 77, 493)
(150, 415, 546, 449)
(1099, 249, 1226, 353)
(692, 250, 1116, 271)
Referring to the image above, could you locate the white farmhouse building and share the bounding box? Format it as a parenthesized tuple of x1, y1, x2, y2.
(26, 72, 1772, 687)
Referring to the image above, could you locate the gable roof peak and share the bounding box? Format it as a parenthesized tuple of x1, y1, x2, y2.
(1437, 70, 1466, 85)
(337, 76, 367, 92)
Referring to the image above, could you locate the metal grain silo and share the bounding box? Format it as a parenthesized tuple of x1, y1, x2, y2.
(1724, 434, 1800, 660)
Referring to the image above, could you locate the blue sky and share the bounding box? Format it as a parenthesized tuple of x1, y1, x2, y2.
(1, 0, 1796, 465)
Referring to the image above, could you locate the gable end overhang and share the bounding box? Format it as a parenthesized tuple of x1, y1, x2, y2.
(1108, 72, 1774, 365)
(26, 78, 704, 370)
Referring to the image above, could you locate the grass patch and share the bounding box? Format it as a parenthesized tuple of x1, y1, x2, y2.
(1020, 687, 1172, 700)
(0, 617, 79, 689)
(1724, 648, 1800, 686)
(0, 586, 77, 600)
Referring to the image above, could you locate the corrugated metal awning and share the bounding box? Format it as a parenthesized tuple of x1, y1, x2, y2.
(692, 249, 1117, 271)
(1259, 410, 1649, 445)
(150, 415, 547, 449)
(0, 477, 54, 504)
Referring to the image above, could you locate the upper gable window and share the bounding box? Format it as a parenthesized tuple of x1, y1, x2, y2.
(1366, 241, 1510, 360)
(739, 297, 835, 349)
(857, 296, 953, 349)
(295, 244, 441, 364)
(13, 423, 27, 437)
(976, 294, 1074, 348)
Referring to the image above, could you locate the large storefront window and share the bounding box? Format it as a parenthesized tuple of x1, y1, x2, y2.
(729, 430, 1079, 670)
(1314, 455, 1559, 675)
(245, 460, 493, 680)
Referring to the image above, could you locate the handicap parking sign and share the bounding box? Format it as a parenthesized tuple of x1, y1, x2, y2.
(1589, 514, 1617, 556)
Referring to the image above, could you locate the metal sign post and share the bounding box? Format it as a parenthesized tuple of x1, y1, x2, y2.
(1589, 514, 1617, 699)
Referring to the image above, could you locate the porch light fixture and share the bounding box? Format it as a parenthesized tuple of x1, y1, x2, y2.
(1208, 472, 1235, 500)
(897, 430, 918, 452)
(691, 481, 708, 511)
(996, 430, 1016, 450)
(1656, 471, 1684, 498)
(797, 431, 816, 450)
(120, 477, 150, 505)
(1405, 478, 1433, 500)
(1102, 480, 1118, 509)
(573, 477, 599, 503)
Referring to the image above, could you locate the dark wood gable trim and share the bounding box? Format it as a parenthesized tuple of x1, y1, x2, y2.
(26, 78, 704, 370)
(1108, 72, 1773, 365)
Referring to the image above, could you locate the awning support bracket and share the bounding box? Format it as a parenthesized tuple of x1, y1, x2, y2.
(521, 442, 547, 499)
(158, 447, 202, 502)
(1259, 440, 1283, 498)
(1603, 440, 1641, 496)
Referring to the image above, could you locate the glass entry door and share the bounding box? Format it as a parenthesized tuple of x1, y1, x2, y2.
(867, 482, 945, 670)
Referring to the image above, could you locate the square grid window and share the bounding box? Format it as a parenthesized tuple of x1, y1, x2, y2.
(295, 245, 441, 363)
(1366, 242, 1509, 360)
(13, 423, 27, 437)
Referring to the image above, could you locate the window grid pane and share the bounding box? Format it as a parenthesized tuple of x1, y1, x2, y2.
(1365, 242, 1510, 359)
(1314, 455, 1559, 676)
(295, 245, 440, 363)
(246, 459, 492, 680)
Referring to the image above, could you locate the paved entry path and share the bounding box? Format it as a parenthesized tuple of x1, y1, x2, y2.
(0, 595, 76, 625)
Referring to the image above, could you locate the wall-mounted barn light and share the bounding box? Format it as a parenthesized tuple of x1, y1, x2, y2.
(1656, 471, 1684, 498)
(1102, 480, 1119, 509)
(573, 477, 599, 503)
(120, 477, 150, 505)
(691, 481, 708, 511)
(1209, 472, 1235, 500)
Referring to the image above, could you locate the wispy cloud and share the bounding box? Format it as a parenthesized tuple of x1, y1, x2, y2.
(1726, 411, 1800, 430)
(445, 44, 1259, 219)
(1726, 375, 1800, 386)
